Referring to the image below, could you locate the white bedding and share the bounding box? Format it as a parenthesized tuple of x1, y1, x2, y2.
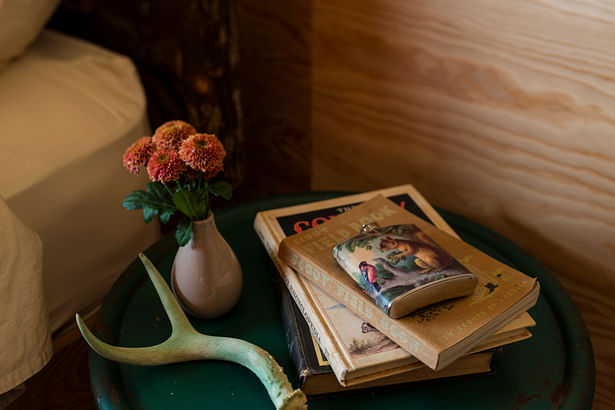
(0, 197, 52, 394)
(0, 30, 160, 333)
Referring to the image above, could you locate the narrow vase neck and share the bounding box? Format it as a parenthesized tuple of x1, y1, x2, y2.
(189, 213, 216, 248)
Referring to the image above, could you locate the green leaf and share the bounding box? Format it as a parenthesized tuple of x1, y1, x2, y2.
(123, 187, 176, 224)
(159, 208, 175, 224)
(175, 217, 193, 246)
(173, 190, 208, 220)
(123, 190, 174, 212)
(375, 263, 395, 279)
(209, 180, 233, 200)
(122, 190, 148, 210)
(147, 181, 171, 200)
(142, 206, 158, 223)
(172, 190, 194, 219)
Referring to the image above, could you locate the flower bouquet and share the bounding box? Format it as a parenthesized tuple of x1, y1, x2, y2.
(121, 120, 232, 246)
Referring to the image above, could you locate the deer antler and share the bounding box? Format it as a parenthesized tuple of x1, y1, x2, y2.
(77, 253, 307, 410)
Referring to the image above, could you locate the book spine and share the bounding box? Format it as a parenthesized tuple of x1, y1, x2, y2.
(254, 214, 351, 383)
(277, 278, 312, 386)
(278, 241, 439, 370)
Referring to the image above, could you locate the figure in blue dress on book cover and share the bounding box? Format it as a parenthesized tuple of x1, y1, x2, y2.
(334, 224, 472, 313)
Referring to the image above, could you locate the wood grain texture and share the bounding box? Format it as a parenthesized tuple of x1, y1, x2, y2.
(235, 0, 313, 200)
(309, 1, 615, 408)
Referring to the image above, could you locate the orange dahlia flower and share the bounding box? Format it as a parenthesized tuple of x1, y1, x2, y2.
(179, 133, 226, 179)
(152, 120, 197, 150)
(122, 136, 154, 174)
(146, 149, 187, 183)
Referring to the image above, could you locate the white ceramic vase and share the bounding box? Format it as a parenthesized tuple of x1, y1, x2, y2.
(171, 213, 242, 319)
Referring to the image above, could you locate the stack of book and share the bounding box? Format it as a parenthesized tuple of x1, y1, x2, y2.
(254, 185, 540, 395)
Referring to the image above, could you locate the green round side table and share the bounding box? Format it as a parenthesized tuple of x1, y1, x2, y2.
(88, 192, 595, 409)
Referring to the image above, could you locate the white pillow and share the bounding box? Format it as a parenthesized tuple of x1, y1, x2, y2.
(0, 0, 60, 70)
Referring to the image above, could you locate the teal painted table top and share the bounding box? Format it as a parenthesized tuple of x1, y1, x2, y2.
(89, 193, 595, 409)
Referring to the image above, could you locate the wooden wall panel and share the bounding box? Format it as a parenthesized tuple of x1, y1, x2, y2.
(236, 0, 312, 200)
(310, 1, 615, 408)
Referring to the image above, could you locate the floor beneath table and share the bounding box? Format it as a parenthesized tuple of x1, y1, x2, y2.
(6, 337, 95, 410)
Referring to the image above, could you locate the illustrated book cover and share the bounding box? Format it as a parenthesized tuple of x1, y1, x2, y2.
(277, 194, 541, 371)
(254, 185, 535, 386)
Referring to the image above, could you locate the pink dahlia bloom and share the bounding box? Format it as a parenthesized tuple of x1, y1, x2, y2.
(152, 120, 197, 150)
(179, 133, 226, 179)
(123, 136, 154, 174)
(147, 149, 187, 183)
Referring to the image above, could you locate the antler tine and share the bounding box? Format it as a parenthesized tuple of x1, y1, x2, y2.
(75, 313, 187, 366)
(138, 253, 195, 335)
(77, 255, 308, 409)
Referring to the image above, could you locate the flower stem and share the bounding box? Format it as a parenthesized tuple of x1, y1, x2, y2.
(204, 180, 210, 217)
(162, 182, 175, 198)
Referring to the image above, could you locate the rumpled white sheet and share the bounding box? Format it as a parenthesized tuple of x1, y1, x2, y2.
(0, 196, 52, 395)
(0, 29, 160, 404)
(0, 30, 159, 333)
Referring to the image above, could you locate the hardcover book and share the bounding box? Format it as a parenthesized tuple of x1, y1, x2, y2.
(254, 185, 535, 387)
(277, 194, 540, 371)
(279, 279, 496, 395)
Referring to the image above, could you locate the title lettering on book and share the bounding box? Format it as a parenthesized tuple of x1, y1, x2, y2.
(296, 205, 401, 251)
(289, 252, 377, 321)
(295, 204, 401, 254)
(291, 201, 410, 233)
(294, 216, 335, 233)
(335, 283, 374, 320)
(292, 225, 352, 255)
(378, 316, 420, 355)
(289, 253, 332, 289)
(343, 204, 400, 233)
(285, 277, 331, 360)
